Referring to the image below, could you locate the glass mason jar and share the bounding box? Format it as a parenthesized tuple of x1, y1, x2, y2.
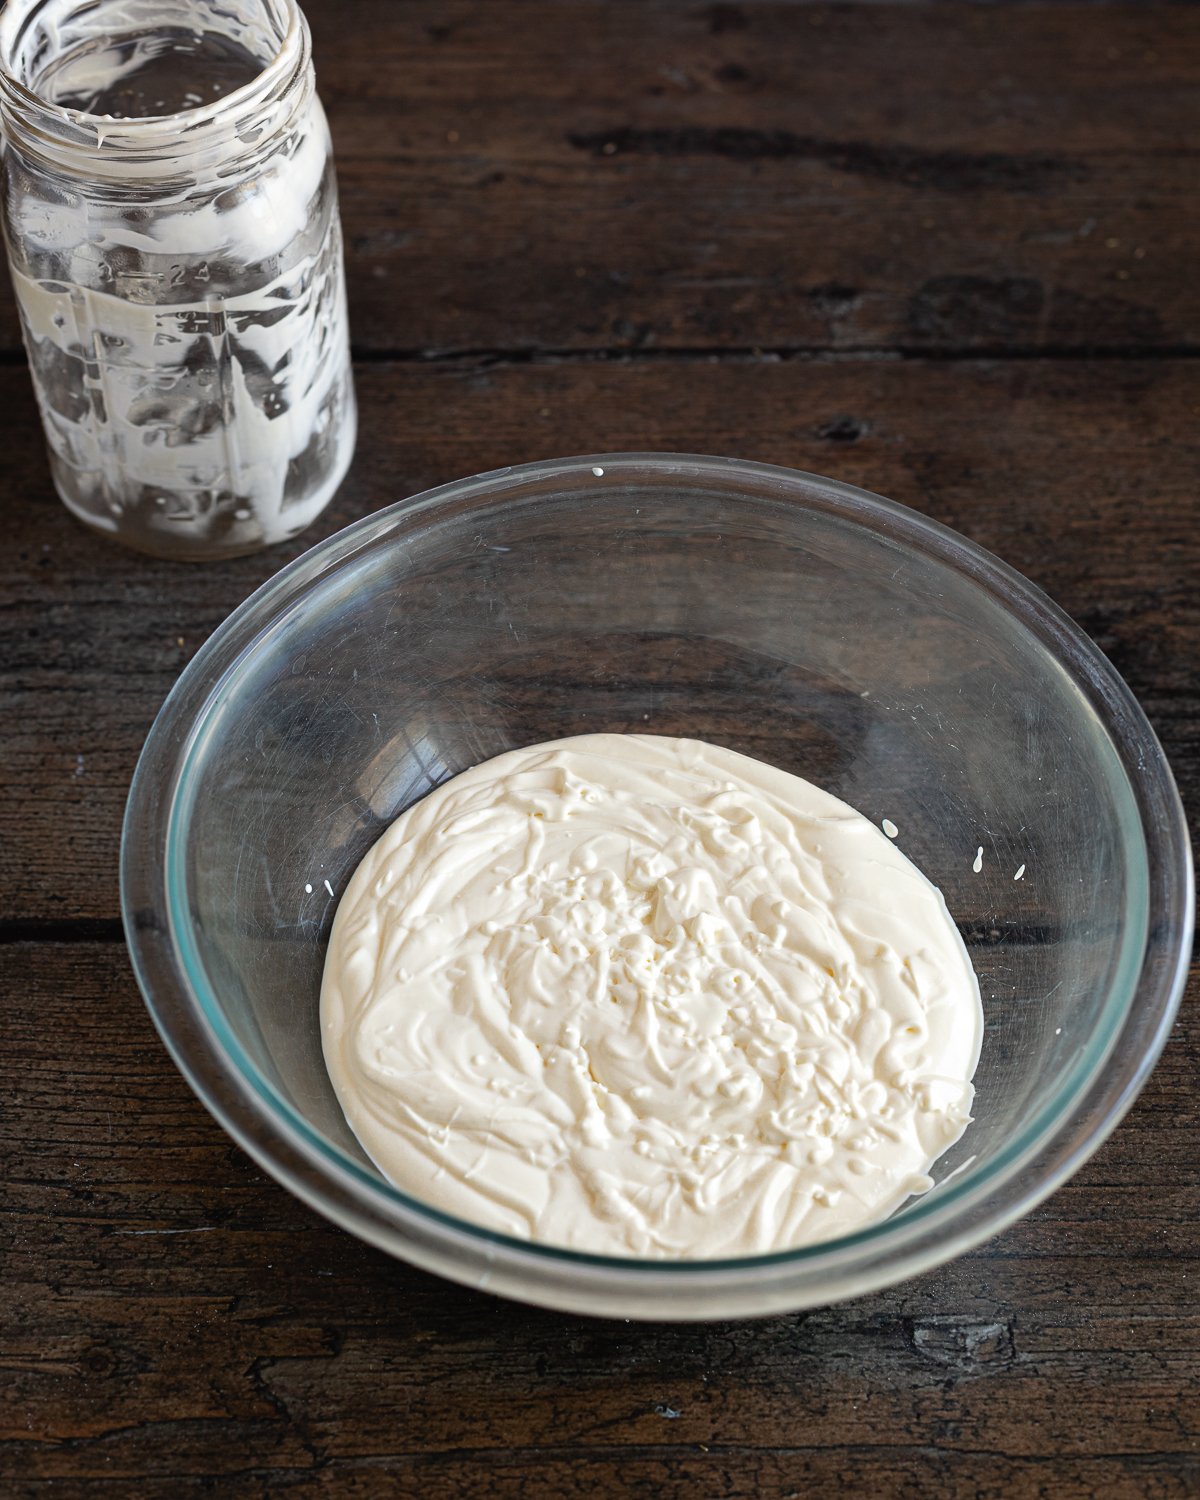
(0, 0, 356, 560)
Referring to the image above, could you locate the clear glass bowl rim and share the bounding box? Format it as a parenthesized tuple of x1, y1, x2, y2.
(121, 453, 1194, 1318)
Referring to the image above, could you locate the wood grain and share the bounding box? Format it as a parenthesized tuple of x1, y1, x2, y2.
(0, 3, 1195, 356)
(1, 2, 1197, 1494)
(3, 943, 1197, 1496)
(3, 355, 1196, 926)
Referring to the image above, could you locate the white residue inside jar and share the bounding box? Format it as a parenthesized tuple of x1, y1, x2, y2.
(1, 0, 356, 558)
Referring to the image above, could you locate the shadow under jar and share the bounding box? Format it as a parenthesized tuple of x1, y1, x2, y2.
(0, 0, 356, 560)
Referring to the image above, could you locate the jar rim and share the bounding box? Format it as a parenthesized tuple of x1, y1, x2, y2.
(0, 0, 311, 183)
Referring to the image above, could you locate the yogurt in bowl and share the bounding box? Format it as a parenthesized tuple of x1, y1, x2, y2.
(320, 733, 984, 1259)
(121, 454, 1191, 1318)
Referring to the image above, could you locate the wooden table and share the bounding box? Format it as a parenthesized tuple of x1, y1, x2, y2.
(3, 3, 1197, 1494)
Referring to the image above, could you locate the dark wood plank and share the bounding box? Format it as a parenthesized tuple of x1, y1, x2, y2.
(2, 3, 1197, 1492)
(2, 942, 1196, 1496)
(0, 3, 1196, 356)
(3, 355, 1196, 925)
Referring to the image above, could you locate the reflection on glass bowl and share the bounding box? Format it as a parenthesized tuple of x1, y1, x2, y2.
(121, 454, 1193, 1320)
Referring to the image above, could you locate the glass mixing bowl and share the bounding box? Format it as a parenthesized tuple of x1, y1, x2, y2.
(121, 454, 1193, 1320)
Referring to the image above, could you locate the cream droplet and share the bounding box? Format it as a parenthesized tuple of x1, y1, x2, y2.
(1014, 864, 1026, 881)
(972, 847, 984, 874)
(882, 818, 899, 839)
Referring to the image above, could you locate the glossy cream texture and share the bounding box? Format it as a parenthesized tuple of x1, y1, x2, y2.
(321, 735, 983, 1258)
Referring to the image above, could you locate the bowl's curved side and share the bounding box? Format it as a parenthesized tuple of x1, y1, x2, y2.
(121, 453, 1194, 1319)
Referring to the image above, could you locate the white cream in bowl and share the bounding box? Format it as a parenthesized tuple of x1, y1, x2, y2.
(320, 734, 982, 1259)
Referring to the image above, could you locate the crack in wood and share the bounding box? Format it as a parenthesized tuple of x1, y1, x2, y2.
(344, 343, 1200, 368)
(0, 918, 127, 945)
(567, 127, 1087, 194)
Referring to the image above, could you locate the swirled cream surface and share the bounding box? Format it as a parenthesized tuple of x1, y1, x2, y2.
(321, 735, 982, 1258)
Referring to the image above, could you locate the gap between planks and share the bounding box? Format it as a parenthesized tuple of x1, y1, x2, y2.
(0, 344, 1197, 375)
